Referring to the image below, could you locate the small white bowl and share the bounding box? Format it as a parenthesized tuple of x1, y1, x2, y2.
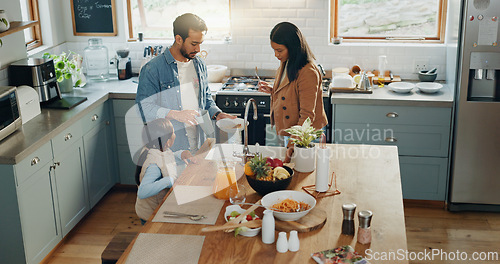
(224, 205, 261, 237)
(388, 82, 415, 93)
(261, 190, 316, 221)
(416, 82, 443, 93)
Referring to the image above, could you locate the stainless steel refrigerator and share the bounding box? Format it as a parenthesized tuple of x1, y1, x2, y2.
(448, 0, 500, 211)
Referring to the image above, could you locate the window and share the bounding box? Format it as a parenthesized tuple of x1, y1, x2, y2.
(330, 0, 447, 42)
(126, 0, 231, 41)
(20, 0, 42, 50)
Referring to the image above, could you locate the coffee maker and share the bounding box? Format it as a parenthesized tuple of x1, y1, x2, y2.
(115, 48, 132, 80)
(9, 58, 61, 102)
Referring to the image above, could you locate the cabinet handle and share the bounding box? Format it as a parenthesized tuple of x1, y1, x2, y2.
(385, 137, 398, 143)
(50, 162, 61, 171)
(30, 157, 40, 166)
(106, 121, 110, 125)
(64, 133, 73, 141)
(386, 112, 398, 118)
(91, 114, 99, 121)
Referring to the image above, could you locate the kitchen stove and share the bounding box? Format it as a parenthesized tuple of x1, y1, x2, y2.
(215, 75, 333, 145)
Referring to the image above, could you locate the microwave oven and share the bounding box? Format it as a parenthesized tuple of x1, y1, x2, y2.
(0, 86, 22, 142)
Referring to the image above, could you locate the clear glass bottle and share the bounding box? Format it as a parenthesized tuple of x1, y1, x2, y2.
(84, 38, 109, 81)
(357, 210, 373, 244)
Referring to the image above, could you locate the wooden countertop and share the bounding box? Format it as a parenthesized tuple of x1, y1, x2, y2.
(118, 142, 408, 264)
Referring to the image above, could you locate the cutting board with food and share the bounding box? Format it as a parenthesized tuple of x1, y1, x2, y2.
(330, 88, 373, 94)
(372, 70, 401, 83)
(275, 207, 327, 233)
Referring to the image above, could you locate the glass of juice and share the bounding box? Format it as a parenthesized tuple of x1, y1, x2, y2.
(213, 160, 237, 200)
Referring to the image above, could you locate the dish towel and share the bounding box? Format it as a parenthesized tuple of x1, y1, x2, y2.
(125, 233, 205, 264)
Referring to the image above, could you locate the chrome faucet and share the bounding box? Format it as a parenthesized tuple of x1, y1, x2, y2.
(238, 98, 258, 163)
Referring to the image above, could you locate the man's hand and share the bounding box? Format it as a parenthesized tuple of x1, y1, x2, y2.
(216, 112, 237, 121)
(167, 110, 199, 125)
(181, 150, 197, 164)
(258, 81, 273, 94)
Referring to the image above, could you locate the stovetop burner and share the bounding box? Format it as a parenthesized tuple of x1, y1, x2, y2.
(222, 76, 274, 92)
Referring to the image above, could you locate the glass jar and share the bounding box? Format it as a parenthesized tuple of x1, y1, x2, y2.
(84, 38, 109, 81)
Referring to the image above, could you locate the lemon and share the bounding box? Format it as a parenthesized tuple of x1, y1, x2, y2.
(273, 167, 290, 180)
(353, 74, 362, 85)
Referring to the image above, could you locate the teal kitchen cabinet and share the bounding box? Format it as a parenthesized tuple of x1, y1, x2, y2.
(51, 118, 89, 237)
(82, 102, 117, 207)
(333, 104, 452, 200)
(15, 159, 61, 264)
(113, 99, 141, 185)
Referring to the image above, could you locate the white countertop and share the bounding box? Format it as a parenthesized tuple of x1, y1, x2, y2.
(331, 82, 454, 107)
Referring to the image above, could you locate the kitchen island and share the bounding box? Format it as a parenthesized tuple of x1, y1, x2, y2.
(118, 142, 408, 264)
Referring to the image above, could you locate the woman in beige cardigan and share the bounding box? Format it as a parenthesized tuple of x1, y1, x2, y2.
(259, 22, 328, 162)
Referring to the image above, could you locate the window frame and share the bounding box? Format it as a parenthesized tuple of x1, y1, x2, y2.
(125, 0, 231, 41)
(24, 0, 43, 50)
(330, 0, 448, 43)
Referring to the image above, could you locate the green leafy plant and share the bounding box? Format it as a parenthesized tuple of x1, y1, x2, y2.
(284, 117, 323, 148)
(42, 51, 85, 87)
(0, 18, 8, 27)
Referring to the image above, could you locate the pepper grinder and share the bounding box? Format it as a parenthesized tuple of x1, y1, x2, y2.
(262, 209, 275, 244)
(357, 210, 373, 244)
(341, 203, 356, 236)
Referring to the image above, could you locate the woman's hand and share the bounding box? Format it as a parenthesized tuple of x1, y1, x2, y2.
(258, 81, 273, 94)
(167, 110, 199, 126)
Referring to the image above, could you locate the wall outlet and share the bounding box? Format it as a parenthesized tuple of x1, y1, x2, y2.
(414, 59, 429, 73)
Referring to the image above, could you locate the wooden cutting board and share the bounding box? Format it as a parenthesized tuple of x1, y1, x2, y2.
(275, 208, 327, 233)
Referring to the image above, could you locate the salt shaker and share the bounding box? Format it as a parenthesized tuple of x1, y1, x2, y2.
(262, 209, 275, 244)
(276, 232, 288, 253)
(288, 230, 300, 252)
(341, 203, 356, 235)
(357, 210, 373, 244)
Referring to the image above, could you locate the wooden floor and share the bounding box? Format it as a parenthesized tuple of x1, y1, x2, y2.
(44, 187, 500, 264)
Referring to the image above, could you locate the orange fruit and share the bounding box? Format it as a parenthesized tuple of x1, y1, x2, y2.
(244, 161, 254, 176)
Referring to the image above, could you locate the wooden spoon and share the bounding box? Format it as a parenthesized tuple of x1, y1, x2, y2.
(201, 219, 262, 232)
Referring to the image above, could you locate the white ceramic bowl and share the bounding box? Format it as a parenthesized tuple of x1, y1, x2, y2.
(207, 65, 228, 83)
(261, 190, 316, 221)
(224, 205, 261, 237)
(388, 82, 415, 93)
(416, 82, 443, 93)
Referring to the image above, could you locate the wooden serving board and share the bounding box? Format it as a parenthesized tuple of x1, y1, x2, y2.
(275, 208, 327, 233)
(330, 88, 373, 94)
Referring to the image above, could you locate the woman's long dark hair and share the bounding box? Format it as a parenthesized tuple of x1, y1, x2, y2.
(270, 22, 315, 82)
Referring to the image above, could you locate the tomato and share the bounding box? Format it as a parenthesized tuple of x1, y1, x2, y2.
(246, 215, 253, 221)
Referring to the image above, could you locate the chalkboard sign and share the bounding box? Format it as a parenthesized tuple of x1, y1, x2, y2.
(70, 0, 117, 36)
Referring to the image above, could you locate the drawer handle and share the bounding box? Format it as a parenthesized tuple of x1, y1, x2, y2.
(31, 157, 40, 166)
(64, 133, 73, 141)
(386, 112, 398, 118)
(385, 137, 398, 143)
(50, 162, 60, 170)
(91, 114, 99, 121)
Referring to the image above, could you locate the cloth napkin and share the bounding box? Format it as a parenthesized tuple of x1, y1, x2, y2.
(125, 233, 205, 264)
(152, 185, 225, 225)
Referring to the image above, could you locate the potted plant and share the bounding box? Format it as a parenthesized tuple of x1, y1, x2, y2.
(284, 117, 323, 172)
(42, 51, 86, 93)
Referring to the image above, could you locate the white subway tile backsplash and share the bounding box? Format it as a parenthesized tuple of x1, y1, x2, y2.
(279, 9, 297, 18)
(57, 0, 447, 79)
